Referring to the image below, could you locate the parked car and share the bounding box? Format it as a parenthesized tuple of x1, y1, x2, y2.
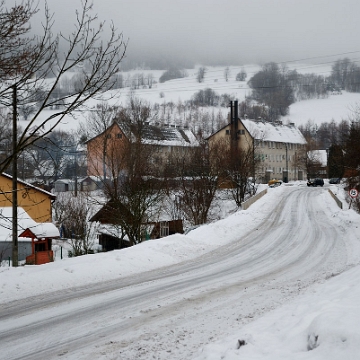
(307, 178, 324, 187)
(268, 179, 282, 187)
(329, 178, 341, 184)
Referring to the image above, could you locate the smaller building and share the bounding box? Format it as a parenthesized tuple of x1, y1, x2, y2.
(20, 224, 60, 265)
(54, 176, 102, 193)
(0, 207, 59, 263)
(89, 201, 184, 252)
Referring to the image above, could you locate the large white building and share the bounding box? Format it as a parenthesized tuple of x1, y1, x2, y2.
(208, 118, 308, 183)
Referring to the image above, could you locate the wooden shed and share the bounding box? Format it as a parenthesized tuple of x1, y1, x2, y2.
(20, 224, 60, 265)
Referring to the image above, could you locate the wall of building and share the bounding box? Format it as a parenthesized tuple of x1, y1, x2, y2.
(208, 122, 307, 183)
(255, 140, 307, 182)
(0, 175, 54, 222)
(87, 123, 128, 177)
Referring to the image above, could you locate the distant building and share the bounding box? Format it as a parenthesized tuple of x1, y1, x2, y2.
(54, 176, 101, 193)
(208, 118, 307, 183)
(86, 121, 199, 177)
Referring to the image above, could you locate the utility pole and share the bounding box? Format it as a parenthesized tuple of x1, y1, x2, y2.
(12, 85, 18, 267)
(74, 149, 78, 197)
(284, 143, 289, 183)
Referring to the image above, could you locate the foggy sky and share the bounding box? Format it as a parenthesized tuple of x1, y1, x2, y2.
(32, 0, 360, 67)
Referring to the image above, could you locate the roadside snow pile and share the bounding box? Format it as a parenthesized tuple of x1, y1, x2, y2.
(194, 261, 360, 360)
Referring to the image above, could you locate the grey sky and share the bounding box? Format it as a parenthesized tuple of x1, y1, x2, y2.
(35, 0, 360, 66)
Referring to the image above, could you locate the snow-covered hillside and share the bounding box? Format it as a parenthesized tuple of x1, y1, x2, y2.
(20, 64, 360, 135)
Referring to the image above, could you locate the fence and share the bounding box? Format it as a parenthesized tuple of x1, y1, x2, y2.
(328, 189, 343, 209)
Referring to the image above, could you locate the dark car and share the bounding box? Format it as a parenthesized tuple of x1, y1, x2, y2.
(307, 178, 324, 187)
(329, 178, 341, 184)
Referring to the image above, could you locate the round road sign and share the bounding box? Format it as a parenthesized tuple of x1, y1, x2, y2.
(349, 188, 359, 198)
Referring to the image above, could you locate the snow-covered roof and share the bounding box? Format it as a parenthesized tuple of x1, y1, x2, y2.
(0, 207, 59, 241)
(118, 121, 199, 147)
(54, 179, 75, 184)
(242, 119, 307, 144)
(26, 223, 60, 239)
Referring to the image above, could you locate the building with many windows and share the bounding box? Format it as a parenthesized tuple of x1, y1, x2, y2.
(208, 118, 307, 183)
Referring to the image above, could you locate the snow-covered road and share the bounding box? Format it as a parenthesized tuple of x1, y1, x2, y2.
(0, 185, 357, 359)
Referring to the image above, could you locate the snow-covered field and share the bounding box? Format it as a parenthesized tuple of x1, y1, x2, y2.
(1, 182, 360, 359)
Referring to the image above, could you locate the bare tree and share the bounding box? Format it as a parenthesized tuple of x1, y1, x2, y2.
(224, 66, 231, 82)
(89, 97, 165, 245)
(209, 136, 259, 208)
(168, 140, 221, 226)
(236, 68, 247, 81)
(80, 102, 119, 141)
(197, 67, 207, 83)
(0, 0, 127, 173)
(53, 192, 99, 256)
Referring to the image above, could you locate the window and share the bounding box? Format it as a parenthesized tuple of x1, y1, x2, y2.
(226, 129, 230, 135)
(106, 134, 112, 139)
(160, 221, 169, 237)
(116, 133, 122, 139)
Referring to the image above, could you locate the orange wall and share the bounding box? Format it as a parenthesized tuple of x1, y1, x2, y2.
(87, 123, 128, 177)
(0, 175, 54, 222)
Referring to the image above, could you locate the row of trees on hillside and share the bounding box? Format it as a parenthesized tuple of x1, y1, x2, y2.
(330, 58, 360, 92)
(246, 58, 360, 123)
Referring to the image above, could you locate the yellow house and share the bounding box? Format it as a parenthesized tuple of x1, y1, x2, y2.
(0, 173, 56, 223)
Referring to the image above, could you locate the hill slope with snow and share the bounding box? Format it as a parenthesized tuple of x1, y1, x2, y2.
(20, 64, 360, 135)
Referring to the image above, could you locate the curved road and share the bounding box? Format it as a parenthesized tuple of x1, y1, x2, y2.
(0, 186, 354, 359)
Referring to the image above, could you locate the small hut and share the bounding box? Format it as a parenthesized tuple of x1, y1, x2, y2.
(20, 223, 60, 265)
